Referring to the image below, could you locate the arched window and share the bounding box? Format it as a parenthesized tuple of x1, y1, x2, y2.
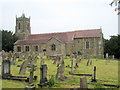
(86, 41, 90, 49)
(51, 44, 56, 51)
(18, 23, 20, 29)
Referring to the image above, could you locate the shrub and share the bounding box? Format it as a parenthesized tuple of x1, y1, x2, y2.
(48, 75, 55, 87)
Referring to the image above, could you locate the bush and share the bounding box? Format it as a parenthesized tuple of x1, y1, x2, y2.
(48, 75, 55, 87)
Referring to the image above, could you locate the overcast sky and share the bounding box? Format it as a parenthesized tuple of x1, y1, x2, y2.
(0, 0, 118, 39)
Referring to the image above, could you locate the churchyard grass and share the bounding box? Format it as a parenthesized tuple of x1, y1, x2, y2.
(2, 56, 118, 88)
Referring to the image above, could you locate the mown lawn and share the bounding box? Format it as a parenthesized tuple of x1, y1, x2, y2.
(2, 56, 119, 88)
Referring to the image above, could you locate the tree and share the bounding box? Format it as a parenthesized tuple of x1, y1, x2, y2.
(104, 35, 120, 59)
(1, 30, 18, 52)
(110, 0, 120, 15)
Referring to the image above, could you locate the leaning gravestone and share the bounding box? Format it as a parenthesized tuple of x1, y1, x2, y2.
(19, 60, 30, 75)
(2, 59, 11, 78)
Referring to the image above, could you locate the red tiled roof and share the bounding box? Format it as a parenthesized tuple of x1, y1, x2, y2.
(15, 29, 102, 45)
(14, 38, 50, 45)
(74, 29, 102, 38)
(27, 31, 74, 42)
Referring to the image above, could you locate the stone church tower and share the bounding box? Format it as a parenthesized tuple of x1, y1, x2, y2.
(15, 13, 31, 40)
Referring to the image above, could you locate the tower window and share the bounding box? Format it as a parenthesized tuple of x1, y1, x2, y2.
(25, 46, 29, 52)
(17, 46, 21, 52)
(27, 23, 29, 30)
(86, 41, 90, 49)
(18, 23, 20, 29)
(51, 44, 56, 51)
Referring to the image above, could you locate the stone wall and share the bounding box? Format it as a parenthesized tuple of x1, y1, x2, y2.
(74, 36, 104, 57)
(14, 37, 104, 57)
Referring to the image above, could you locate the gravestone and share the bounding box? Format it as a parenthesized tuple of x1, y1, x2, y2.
(56, 60, 66, 81)
(2, 59, 11, 78)
(40, 57, 44, 66)
(90, 60, 92, 65)
(106, 53, 108, 59)
(112, 55, 115, 59)
(38, 64, 48, 87)
(86, 58, 90, 66)
(19, 60, 30, 75)
(11, 53, 17, 65)
(106, 53, 109, 64)
(80, 77, 88, 88)
(69, 55, 77, 74)
(28, 65, 36, 84)
(91, 66, 97, 82)
(25, 65, 36, 90)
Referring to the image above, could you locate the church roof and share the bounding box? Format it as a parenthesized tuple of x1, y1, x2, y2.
(15, 29, 102, 45)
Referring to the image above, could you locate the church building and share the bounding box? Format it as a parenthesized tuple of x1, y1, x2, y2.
(14, 14, 104, 57)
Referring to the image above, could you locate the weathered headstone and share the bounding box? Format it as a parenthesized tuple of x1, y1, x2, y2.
(56, 60, 66, 81)
(38, 64, 48, 87)
(19, 60, 30, 75)
(2, 59, 11, 78)
(25, 65, 36, 90)
(69, 54, 77, 74)
(80, 77, 88, 88)
(11, 53, 17, 65)
(90, 60, 92, 65)
(28, 65, 36, 84)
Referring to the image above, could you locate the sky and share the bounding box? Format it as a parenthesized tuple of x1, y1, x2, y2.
(0, 0, 118, 39)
